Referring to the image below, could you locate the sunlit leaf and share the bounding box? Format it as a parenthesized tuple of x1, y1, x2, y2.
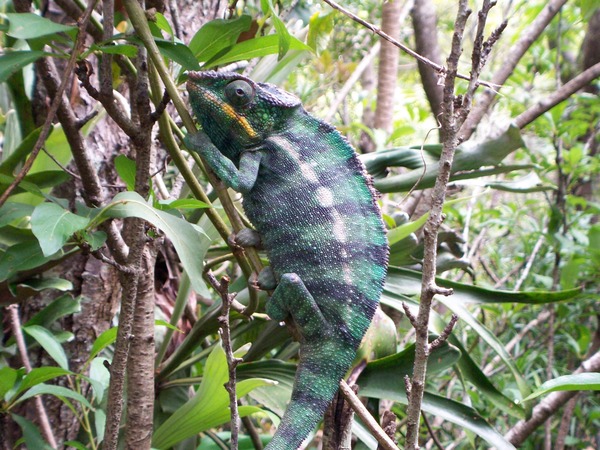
(94, 191, 211, 295)
(520, 373, 600, 402)
(189, 15, 252, 62)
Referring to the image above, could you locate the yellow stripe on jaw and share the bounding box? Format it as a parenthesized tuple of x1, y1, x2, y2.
(202, 89, 258, 140)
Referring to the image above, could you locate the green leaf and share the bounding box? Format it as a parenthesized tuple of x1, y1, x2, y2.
(0, 51, 47, 83)
(387, 212, 429, 245)
(152, 344, 272, 449)
(0, 240, 66, 283)
(238, 360, 296, 416)
(114, 155, 136, 191)
(95, 192, 212, 295)
(4, 13, 76, 39)
(89, 327, 118, 360)
(16, 383, 92, 408)
(485, 172, 555, 193)
(154, 39, 200, 70)
(384, 267, 582, 305)
(157, 198, 211, 210)
(307, 11, 334, 51)
(156, 319, 183, 333)
(0, 170, 71, 197)
(189, 15, 252, 62)
(374, 125, 525, 192)
(23, 325, 69, 370)
(154, 13, 174, 37)
(25, 294, 80, 328)
(0, 367, 18, 400)
(15, 367, 73, 397)
(0, 202, 35, 227)
(11, 414, 54, 450)
(261, 0, 291, 59)
(31, 202, 90, 256)
(206, 34, 310, 69)
(520, 373, 600, 402)
(93, 44, 138, 57)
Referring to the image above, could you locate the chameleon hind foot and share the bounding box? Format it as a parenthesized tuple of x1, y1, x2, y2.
(266, 273, 328, 340)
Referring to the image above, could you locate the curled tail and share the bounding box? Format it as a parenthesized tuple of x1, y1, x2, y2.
(264, 341, 357, 450)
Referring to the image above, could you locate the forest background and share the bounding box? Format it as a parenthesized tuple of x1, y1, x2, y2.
(0, 0, 599, 449)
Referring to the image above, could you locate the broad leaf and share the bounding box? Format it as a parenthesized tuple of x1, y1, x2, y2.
(0, 51, 47, 83)
(0, 202, 35, 227)
(373, 125, 525, 192)
(189, 15, 252, 62)
(358, 381, 516, 450)
(89, 327, 118, 360)
(206, 34, 310, 68)
(384, 267, 582, 305)
(15, 367, 73, 397)
(4, 13, 76, 39)
(31, 202, 90, 256)
(24, 294, 81, 328)
(0, 367, 18, 400)
(95, 191, 211, 295)
(11, 414, 54, 450)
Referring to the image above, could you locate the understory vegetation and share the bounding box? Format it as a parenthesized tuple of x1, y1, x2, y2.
(1, 0, 599, 449)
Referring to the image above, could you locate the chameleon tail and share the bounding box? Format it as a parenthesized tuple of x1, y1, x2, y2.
(264, 341, 356, 450)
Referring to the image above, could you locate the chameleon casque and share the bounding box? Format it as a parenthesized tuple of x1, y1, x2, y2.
(186, 71, 389, 450)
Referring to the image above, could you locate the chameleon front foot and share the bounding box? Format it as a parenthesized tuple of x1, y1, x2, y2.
(227, 228, 262, 250)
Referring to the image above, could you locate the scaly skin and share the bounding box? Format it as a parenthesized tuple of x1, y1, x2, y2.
(186, 71, 388, 450)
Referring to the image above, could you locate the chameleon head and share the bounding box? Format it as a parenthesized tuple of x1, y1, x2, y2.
(187, 71, 302, 153)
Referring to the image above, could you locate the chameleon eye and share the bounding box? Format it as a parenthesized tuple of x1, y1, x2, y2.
(225, 80, 255, 107)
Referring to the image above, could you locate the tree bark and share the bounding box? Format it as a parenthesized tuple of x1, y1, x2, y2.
(374, 0, 405, 133)
(411, 0, 444, 120)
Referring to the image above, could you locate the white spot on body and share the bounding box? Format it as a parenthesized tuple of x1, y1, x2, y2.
(317, 187, 334, 207)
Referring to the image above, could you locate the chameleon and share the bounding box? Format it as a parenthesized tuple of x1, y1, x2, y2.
(186, 70, 389, 450)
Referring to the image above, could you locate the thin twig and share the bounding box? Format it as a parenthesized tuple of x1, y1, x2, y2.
(207, 273, 242, 449)
(429, 314, 458, 351)
(338, 380, 400, 450)
(0, 0, 99, 208)
(422, 412, 445, 450)
(7, 305, 58, 449)
(513, 231, 546, 291)
(320, 0, 497, 89)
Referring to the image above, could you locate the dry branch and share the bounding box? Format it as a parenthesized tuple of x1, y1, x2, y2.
(460, 0, 569, 138)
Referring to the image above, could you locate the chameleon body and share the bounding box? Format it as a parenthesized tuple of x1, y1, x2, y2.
(186, 71, 388, 450)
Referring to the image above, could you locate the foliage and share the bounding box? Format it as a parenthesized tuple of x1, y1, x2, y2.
(0, 0, 599, 449)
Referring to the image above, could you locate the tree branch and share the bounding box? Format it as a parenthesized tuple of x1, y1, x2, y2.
(514, 61, 600, 129)
(460, 0, 568, 139)
(7, 305, 58, 449)
(339, 380, 400, 450)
